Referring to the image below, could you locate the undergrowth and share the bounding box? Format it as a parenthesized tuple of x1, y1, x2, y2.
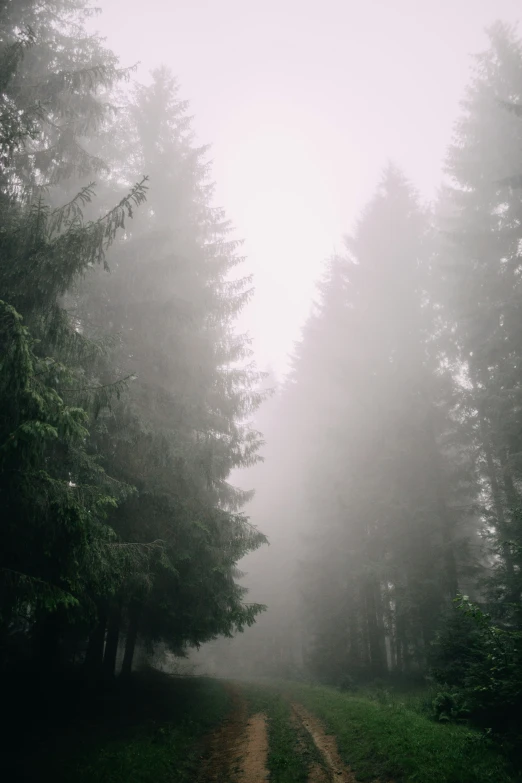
(5, 669, 229, 782)
(282, 681, 519, 783)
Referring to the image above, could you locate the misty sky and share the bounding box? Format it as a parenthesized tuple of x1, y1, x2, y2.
(94, 0, 521, 377)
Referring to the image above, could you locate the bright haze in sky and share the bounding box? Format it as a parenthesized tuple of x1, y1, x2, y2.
(94, 0, 521, 378)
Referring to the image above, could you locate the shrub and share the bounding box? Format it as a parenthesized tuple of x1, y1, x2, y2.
(337, 673, 358, 692)
(431, 595, 522, 743)
(431, 688, 470, 723)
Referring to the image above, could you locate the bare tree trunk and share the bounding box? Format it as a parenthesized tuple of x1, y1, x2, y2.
(364, 576, 387, 676)
(103, 599, 122, 678)
(36, 611, 62, 672)
(85, 607, 107, 673)
(499, 447, 521, 512)
(424, 402, 459, 597)
(358, 582, 371, 670)
(478, 413, 516, 580)
(499, 448, 522, 603)
(347, 605, 360, 669)
(382, 582, 396, 671)
(121, 601, 140, 678)
(395, 597, 408, 675)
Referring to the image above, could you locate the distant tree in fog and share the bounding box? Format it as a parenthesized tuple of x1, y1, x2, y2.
(291, 168, 475, 680)
(437, 21, 522, 616)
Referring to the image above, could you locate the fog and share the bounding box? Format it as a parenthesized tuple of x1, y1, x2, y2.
(3, 0, 522, 706)
(88, 0, 522, 682)
(94, 0, 521, 378)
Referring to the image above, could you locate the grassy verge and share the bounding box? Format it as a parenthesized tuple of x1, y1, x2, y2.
(282, 681, 519, 783)
(8, 670, 230, 782)
(241, 683, 325, 782)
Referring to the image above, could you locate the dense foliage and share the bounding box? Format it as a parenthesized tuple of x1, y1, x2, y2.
(432, 597, 522, 737)
(0, 0, 265, 674)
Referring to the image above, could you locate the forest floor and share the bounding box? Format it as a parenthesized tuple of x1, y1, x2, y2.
(5, 672, 519, 783)
(197, 681, 355, 782)
(197, 681, 518, 783)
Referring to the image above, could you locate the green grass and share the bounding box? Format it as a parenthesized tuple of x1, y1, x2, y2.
(71, 676, 229, 783)
(241, 683, 325, 782)
(12, 671, 230, 783)
(8, 672, 519, 783)
(281, 681, 520, 783)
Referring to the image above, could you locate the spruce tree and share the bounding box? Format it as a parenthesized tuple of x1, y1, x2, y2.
(438, 22, 522, 614)
(290, 169, 469, 680)
(75, 68, 267, 671)
(0, 0, 149, 668)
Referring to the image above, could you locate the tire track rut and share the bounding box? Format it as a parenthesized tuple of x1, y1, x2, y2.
(198, 685, 361, 783)
(291, 701, 357, 782)
(198, 684, 269, 782)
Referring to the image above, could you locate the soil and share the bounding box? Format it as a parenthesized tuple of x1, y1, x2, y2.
(198, 684, 358, 783)
(291, 701, 358, 782)
(197, 684, 269, 782)
(237, 712, 270, 782)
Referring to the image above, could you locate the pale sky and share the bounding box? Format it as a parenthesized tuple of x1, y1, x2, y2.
(94, 0, 521, 377)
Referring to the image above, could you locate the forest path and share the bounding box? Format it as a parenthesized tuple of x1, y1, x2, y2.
(291, 702, 357, 782)
(197, 683, 269, 782)
(198, 682, 359, 782)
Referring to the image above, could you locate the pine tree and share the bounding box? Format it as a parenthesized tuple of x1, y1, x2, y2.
(0, 0, 132, 191)
(290, 169, 471, 681)
(438, 22, 522, 614)
(75, 68, 267, 672)
(0, 0, 149, 668)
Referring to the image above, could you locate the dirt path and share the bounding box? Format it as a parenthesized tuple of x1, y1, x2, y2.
(198, 684, 269, 782)
(291, 702, 357, 783)
(237, 712, 270, 782)
(198, 685, 357, 783)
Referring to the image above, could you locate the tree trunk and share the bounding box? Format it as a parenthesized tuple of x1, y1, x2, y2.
(85, 606, 107, 673)
(499, 447, 521, 516)
(478, 413, 516, 579)
(471, 368, 516, 581)
(395, 610, 408, 674)
(364, 577, 387, 676)
(374, 582, 388, 670)
(36, 611, 62, 672)
(347, 606, 360, 668)
(382, 582, 396, 670)
(499, 448, 522, 603)
(424, 402, 459, 597)
(121, 601, 140, 677)
(358, 582, 371, 670)
(390, 622, 398, 673)
(103, 599, 122, 677)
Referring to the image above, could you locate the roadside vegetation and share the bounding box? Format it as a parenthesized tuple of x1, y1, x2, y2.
(283, 680, 519, 783)
(6, 673, 520, 782)
(5, 670, 230, 783)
